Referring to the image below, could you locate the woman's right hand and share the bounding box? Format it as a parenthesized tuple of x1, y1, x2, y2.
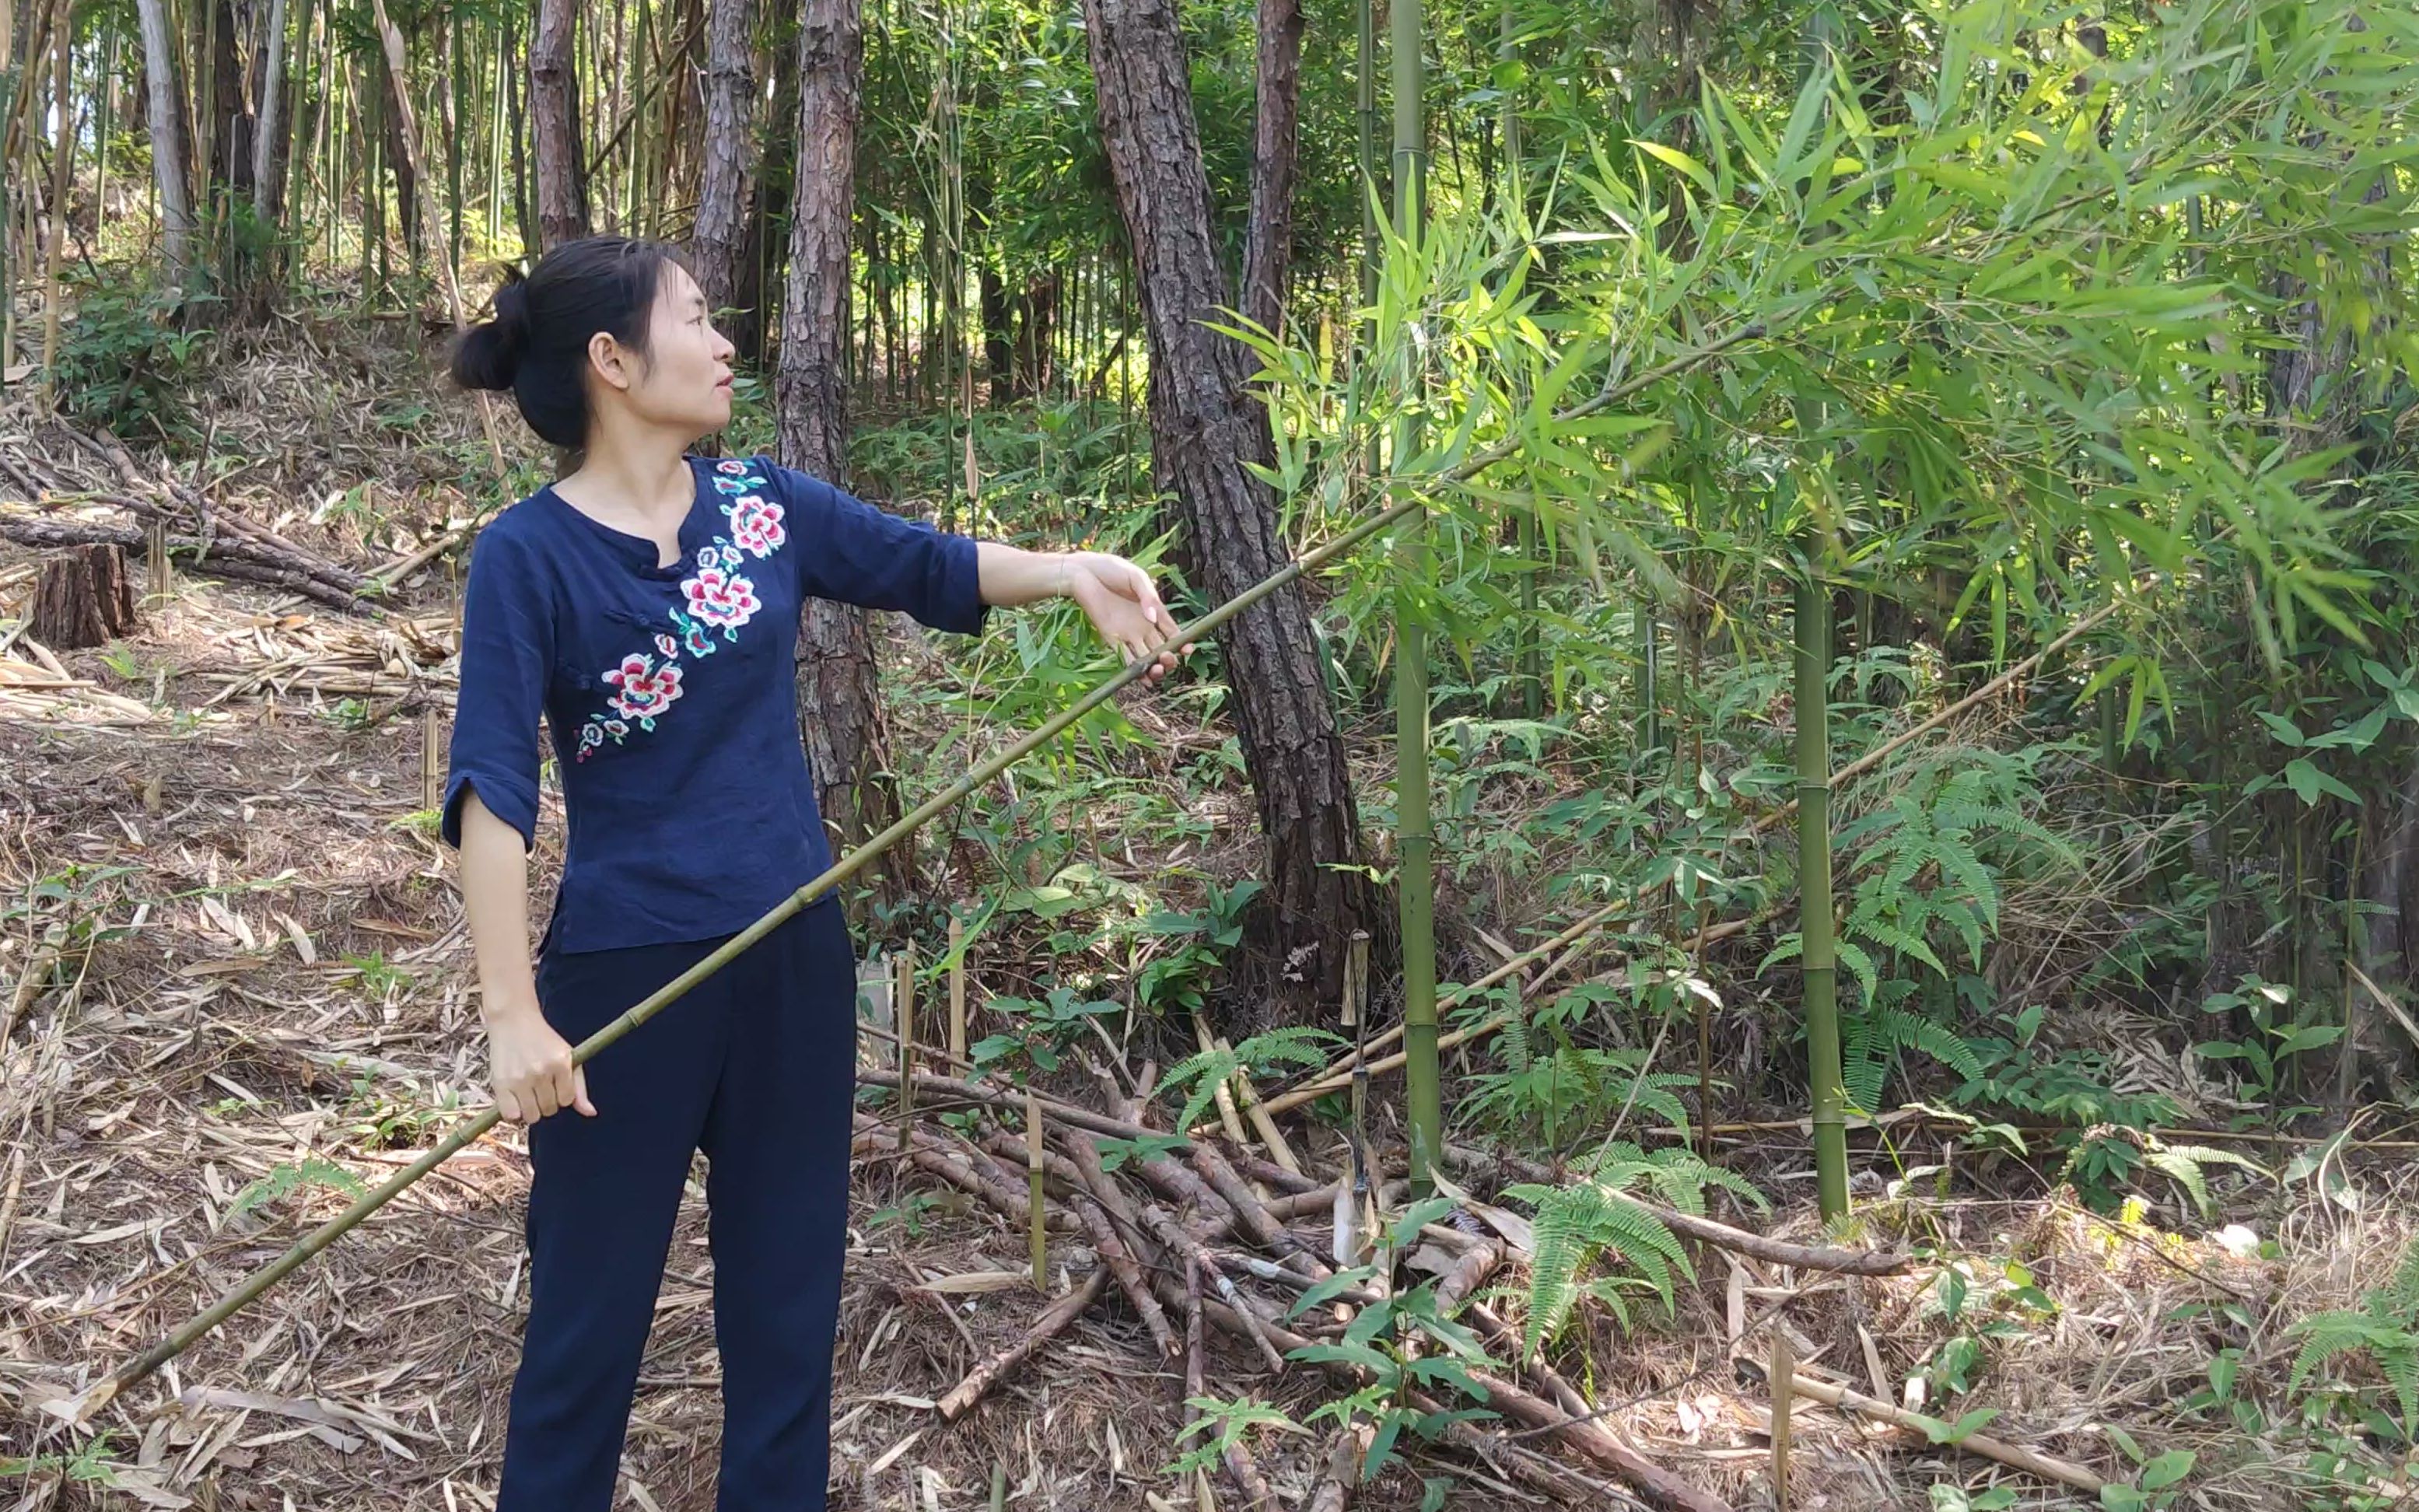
(485, 1004, 597, 1123)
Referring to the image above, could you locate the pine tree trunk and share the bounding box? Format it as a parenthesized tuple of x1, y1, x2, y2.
(690, 0, 755, 322)
(530, 0, 589, 248)
(1083, 0, 1371, 1013)
(32, 545, 139, 650)
(1238, 0, 1302, 339)
(135, 0, 194, 282)
(777, 0, 899, 874)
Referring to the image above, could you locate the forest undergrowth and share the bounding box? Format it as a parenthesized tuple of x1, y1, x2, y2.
(2, 320, 2416, 1512)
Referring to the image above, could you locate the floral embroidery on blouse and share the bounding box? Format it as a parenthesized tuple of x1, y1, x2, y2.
(574, 460, 785, 761)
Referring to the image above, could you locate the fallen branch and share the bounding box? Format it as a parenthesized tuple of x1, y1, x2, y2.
(936, 1266, 1110, 1420)
(1782, 1372, 2104, 1493)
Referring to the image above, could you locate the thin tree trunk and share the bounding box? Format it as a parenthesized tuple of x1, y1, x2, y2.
(530, 0, 589, 248)
(37, 0, 69, 412)
(207, 0, 253, 198)
(1083, 0, 1372, 1014)
(690, 0, 754, 320)
(252, 0, 289, 219)
(1238, 0, 1301, 339)
(733, 7, 796, 366)
(136, 0, 195, 283)
(778, 0, 898, 870)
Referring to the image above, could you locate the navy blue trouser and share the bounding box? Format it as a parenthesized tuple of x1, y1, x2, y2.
(499, 900, 859, 1511)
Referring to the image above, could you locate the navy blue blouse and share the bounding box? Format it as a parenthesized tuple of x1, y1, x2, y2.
(442, 454, 987, 954)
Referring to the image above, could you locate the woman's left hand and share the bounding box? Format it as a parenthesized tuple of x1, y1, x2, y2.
(1062, 551, 1193, 681)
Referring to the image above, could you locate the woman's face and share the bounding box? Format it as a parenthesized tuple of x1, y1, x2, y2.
(597, 261, 735, 441)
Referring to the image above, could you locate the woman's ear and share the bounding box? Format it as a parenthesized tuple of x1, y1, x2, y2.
(587, 330, 635, 394)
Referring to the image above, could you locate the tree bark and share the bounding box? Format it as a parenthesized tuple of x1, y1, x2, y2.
(979, 261, 1013, 389)
(690, 0, 755, 324)
(1083, 0, 1371, 1013)
(731, 8, 796, 368)
(530, 0, 590, 249)
(32, 545, 138, 650)
(1239, 0, 1303, 339)
(135, 0, 195, 282)
(206, 0, 254, 198)
(250, 0, 290, 224)
(1010, 271, 1059, 400)
(777, 0, 900, 873)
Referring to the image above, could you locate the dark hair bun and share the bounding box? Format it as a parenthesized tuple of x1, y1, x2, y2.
(451, 274, 530, 392)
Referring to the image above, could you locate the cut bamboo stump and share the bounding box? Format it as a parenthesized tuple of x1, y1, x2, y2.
(31, 543, 137, 649)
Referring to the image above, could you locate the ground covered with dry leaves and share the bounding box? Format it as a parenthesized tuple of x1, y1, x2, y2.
(4, 331, 2414, 1512)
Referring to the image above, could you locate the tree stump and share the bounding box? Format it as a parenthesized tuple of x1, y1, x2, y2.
(30, 544, 139, 650)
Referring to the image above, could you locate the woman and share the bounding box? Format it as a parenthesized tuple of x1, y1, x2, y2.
(443, 235, 1185, 1510)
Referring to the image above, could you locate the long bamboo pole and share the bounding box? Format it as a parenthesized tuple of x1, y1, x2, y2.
(56, 320, 1774, 1424)
(1390, 0, 1439, 1200)
(1795, 572, 1848, 1220)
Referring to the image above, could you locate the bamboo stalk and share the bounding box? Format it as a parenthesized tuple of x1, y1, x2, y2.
(61, 325, 1773, 1423)
(1770, 1332, 1794, 1512)
(1796, 573, 1849, 1220)
(947, 912, 966, 1067)
(1389, 0, 1437, 1197)
(896, 940, 917, 1153)
(37, 0, 69, 414)
(1025, 1084, 1046, 1290)
(1782, 1373, 2105, 1493)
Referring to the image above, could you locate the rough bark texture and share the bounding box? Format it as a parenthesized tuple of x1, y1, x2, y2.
(530, 0, 589, 250)
(206, 0, 254, 197)
(690, 0, 755, 324)
(1083, 0, 1371, 1013)
(32, 545, 138, 650)
(1239, 0, 1303, 339)
(135, 0, 194, 281)
(777, 0, 900, 876)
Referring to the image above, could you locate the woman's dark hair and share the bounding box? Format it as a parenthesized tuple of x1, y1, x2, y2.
(451, 236, 685, 448)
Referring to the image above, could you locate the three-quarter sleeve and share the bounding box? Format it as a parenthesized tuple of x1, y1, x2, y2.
(765, 458, 989, 635)
(442, 526, 555, 851)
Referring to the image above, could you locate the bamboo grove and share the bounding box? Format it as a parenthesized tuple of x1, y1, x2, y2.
(7, 0, 2419, 1495)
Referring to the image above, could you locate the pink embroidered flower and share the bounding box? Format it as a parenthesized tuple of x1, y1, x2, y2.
(716, 460, 748, 476)
(681, 566, 759, 632)
(603, 653, 684, 725)
(725, 496, 786, 558)
(654, 632, 679, 660)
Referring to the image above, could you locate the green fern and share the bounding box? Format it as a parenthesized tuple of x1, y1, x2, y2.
(227, 1157, 365, 1220)
(1153, 1025, 1336, 1133)
(2138, 1141, 2261, 1222)
(2288, 1237, 2419, 1437)
(1507, 1150, 1766, 1357)
(1841, 1005, 1983, 1117)
(1507, 1181, 1692, 1356)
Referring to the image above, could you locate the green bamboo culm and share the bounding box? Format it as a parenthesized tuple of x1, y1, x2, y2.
(1638, 601, 1661, 756)
(1499, 0, 1541, 722)
(58, 319, 1777, 1426)
(1794, 572, 1850, 1220)
(1389, 0, 1441, 1197)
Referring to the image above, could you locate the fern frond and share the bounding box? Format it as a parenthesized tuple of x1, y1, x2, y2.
(2288, 1311, 2392, 1393)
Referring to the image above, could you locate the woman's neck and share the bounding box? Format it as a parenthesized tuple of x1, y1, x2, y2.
(555, 426, 698, 565)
